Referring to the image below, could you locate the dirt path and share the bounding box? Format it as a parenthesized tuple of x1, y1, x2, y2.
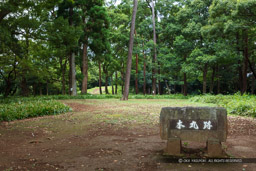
(0, 99, 256, 171)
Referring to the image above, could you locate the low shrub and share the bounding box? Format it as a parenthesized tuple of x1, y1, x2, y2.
(190, 94, 256, 117)
(0, 100, 71, 121)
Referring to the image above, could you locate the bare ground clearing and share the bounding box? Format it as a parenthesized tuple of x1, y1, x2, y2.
(0, 99, 256, 171)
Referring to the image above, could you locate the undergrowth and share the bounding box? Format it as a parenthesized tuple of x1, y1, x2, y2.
(190, 93, 256, 117)
(0, 100, 71, 121)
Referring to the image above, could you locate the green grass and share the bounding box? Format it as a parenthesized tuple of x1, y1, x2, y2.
(0, 100, 71, 121)
(190, 93, 256, 117)
(1, 92, 256, 122)
(0, 94, 189, 104)
(74, 99, 216, 126)
(87, 86, 123, 95)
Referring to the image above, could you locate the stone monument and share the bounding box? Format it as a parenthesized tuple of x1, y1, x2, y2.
(160, 107, 227, 157)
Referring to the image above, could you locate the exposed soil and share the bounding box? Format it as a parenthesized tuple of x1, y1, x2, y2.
(0, 100, 256, 171)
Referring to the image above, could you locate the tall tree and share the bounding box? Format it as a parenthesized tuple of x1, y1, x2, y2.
(122, 0, 138, 100)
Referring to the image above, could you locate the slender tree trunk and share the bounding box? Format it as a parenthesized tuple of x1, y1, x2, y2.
(183, 55, 187, 96)
(252, 75, 255, 94)
(121, 64, 124, 94)
(105, 74, 109, 94)
(236, 33, 243, 93)
(68, 6, 77, 96)
(33, 84, 37, 96)
(238, 60, 243, 92)
(135, 30, 139, 94)
(216, 65, 221, 94)
(69, 54, 71, 95)
(183, 73, 187, 96)
(135, 54, 139, 94)
(203, 63, 208, 94)
(111, 75, 114, 95)
(252, 60, 255, 94)
(70, 52, 77, 96)
(46, 81, 49, 96)
(21, 35, 30, 97)
(165, 80, 170, 94)
(143, 40, 146, 95)
(99, 62, 102, 94)
(210, 66, 215, 94)
(61, 58, 67, 95)
(39, 84, 42, 96)
(158, 62, 161, 95)
(241, 29, 249, 94)
(151, 0, 157, 95)
(115, 71, 118, 94)
(81, 38, 88, 94)
(121, 0, 138, 100)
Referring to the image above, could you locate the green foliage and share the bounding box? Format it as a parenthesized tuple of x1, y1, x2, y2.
(190, 94, 256, 117)
(1, 0, 256, 97)
(0, 100, 71, 121)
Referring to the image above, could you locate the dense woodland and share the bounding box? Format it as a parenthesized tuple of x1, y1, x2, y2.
(1, 0, 256, 98)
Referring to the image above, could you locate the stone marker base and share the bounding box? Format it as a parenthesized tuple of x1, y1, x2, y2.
(166, 137, 181, 155)
(207, 138, 223, 157)
(165, 138, 224, 157)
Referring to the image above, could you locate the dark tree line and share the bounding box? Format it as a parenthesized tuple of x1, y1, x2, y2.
(0, 0, 256, 98)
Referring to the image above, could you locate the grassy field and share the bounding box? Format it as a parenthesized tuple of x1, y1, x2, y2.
(1, 93, 256, 121)
(1, 99, 255, 170)
(87, 86, 123, 95)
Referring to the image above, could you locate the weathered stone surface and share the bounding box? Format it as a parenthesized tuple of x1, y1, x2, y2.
(160, 107, 227, 143)
(207, 138, 223, 157)
(166, 137, 181, 155)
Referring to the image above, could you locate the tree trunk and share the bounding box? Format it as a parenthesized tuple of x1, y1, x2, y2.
(210, 66, 215, 94)
(99, 62, 102, 95)
(60, 57, 67, 95)
(165, 80, 170, 94)
(158, 62, 161, 95)
(236, 33, 243, 93)
(115, 71, 118, 94)
(135, 30, 139, 94)
(121, 0, 138, 100)
(252, 74, 255, 94)
(216, 65, 221, 94)
(46, 81, 49, 96)
(241, 29, 249, 95)
(135, 54, 139, 94)
(151, 0, 157, 95)
(39, 83, 42, 96)
(203, 63, 208, 94)
(68, 6, 76, 96)
(238, 60, 243, 92)
(70, 53, 77, 96)
(142, 39, 146, 95)
(252, 60, 255, 94)
(21, 76, 29, 96)
(111, 75, 114, 95)
(105, 74, 109, 94)
(183, 73, 187, 96)
(33, 84, 36, 96)
(4, 80, 12, 98)
(121, 65, 124, 94)
(81, 38, 88, 94)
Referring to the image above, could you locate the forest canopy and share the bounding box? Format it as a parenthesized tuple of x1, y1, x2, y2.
(0, 0, 256, 97)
